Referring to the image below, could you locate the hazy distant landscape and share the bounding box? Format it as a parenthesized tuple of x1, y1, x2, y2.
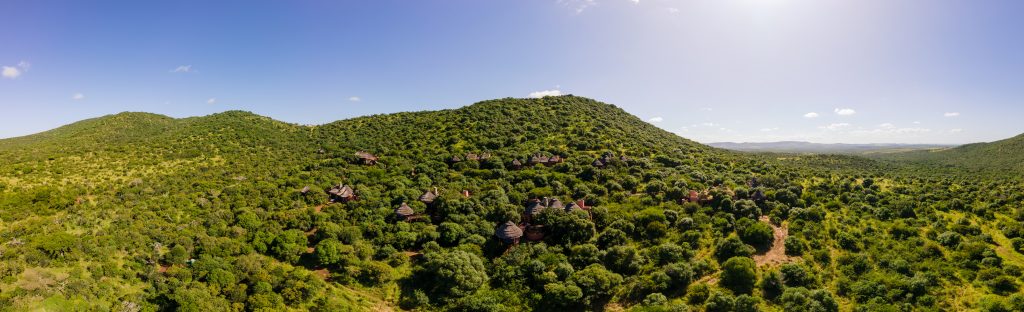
(708, 141, 954, 155)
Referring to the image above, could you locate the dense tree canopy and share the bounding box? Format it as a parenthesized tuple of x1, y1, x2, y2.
(1, 96, 1023, 311)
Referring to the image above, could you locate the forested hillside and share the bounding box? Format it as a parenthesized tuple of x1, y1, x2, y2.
(873, 134, 1024, 177)
(1, 96, 1023, 311)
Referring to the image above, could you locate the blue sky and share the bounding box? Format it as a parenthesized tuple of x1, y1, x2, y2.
(2, 0, 1023, 144)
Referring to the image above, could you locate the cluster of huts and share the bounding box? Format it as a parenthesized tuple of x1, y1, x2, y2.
(591, 152, 631, 169)
(327, 184, 357, 202)
(356, 149, 633, 171)
(679, 187, 766, 205)
(495, 197, 591, 245)
(449, 153, 492, 163)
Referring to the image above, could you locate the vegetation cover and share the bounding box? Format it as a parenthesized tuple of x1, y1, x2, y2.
(0, 96, 1023, 311)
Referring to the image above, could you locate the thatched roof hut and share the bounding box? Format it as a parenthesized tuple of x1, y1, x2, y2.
(449, 155, 463, 163)
(592, 159, 605, 168)
(419, 187, 439, 204)
(511, 159, 523, 169)
(466, 153, 480, 161)
(564, 200, 588, 212)
(300, 186, 311, 194)
(395, 202, 415, 218)
(545, 197, 565, 210)
(328, 184, 356, 202)
(495, 221, 524, 244)
(355, 151, 379, 165)
(526, 200, 547, 216)
(529, 155, 549, 165)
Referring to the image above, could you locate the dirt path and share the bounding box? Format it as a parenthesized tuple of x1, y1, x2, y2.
(314, 204, 325, 213)
(753, 216, 797, 267)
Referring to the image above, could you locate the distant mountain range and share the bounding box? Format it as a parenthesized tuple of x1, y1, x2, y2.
(708, 141, 954, 154)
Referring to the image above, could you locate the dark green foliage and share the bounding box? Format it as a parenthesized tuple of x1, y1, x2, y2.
(412, 250, 489, 301)
(570, 264, 623, 304)
(271, 229, 308, 264)
(715, 235, 755, 262)
(740, 222, 773, 248)
(785, 236, 806, 256)
(35, 232, 76, 258)
(167, 245, 189, 265)
(760, 269, 784, 300)
(705, 290, 736, 312)
(720, 257, 757, 294)
(779, 287, 839, 312)
(780, 263, 814, 288)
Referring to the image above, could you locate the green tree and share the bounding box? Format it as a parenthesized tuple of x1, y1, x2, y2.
(167, 245, 189, 265)
(271, 229, 308, 264)
(715, 235, 755, 262)
(415, 250, 489, 301)
(720, 257, 757, 294)
(740, 222, 774, 248)
(570, 264, 623, 304)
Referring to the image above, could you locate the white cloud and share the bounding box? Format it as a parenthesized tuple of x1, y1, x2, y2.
(894, 128, 931, 133)
(647, 116, 663, 123)
(528, 89, 563, 98)
(821, 123, 851, 130)
(629, 0, 639, 4)
(1, 66, 20, 79)
(803, 112, 819, 118)
(760, 127, 779, 132)
(944, 112, 960, 117)
(348, 96, 361, 102)
(72, 93, 85, 100)
(699, 122, 715, 127)
(849, 127, 931, 135)
(950, 128, 963, 133)
(913, 121, 921, 124)
(3, 61, 31, 79)
(207, 98, 216, 104)
(667, 7, 680, 13)
(561, 0, 597, 14)
(834, 108, 856, 116)
(170, 65, 193, 73)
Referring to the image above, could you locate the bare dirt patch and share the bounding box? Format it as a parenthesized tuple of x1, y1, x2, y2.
(753, 216, 797, 267)
(312, 268, 329, 280)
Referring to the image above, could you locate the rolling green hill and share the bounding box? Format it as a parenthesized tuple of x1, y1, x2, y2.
(874, 134, 1024, 177)
(1, 96, 1023, 311)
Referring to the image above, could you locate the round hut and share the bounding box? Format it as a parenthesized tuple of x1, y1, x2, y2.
(495, 221, 524, 245)
(394, 202, 415, 221)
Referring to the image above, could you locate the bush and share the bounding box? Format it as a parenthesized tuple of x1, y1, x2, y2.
(720, 257, 757, 294)
(740, 222, 774, 248)
(784, 236, 805, 256)
(714, 236, 755, 262)
(413, 250, 489, 301)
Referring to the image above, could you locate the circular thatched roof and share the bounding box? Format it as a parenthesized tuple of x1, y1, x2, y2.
(395, 203, 415, 216)
(495, 221, 523, 240)
(526, 202, 547, 215)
